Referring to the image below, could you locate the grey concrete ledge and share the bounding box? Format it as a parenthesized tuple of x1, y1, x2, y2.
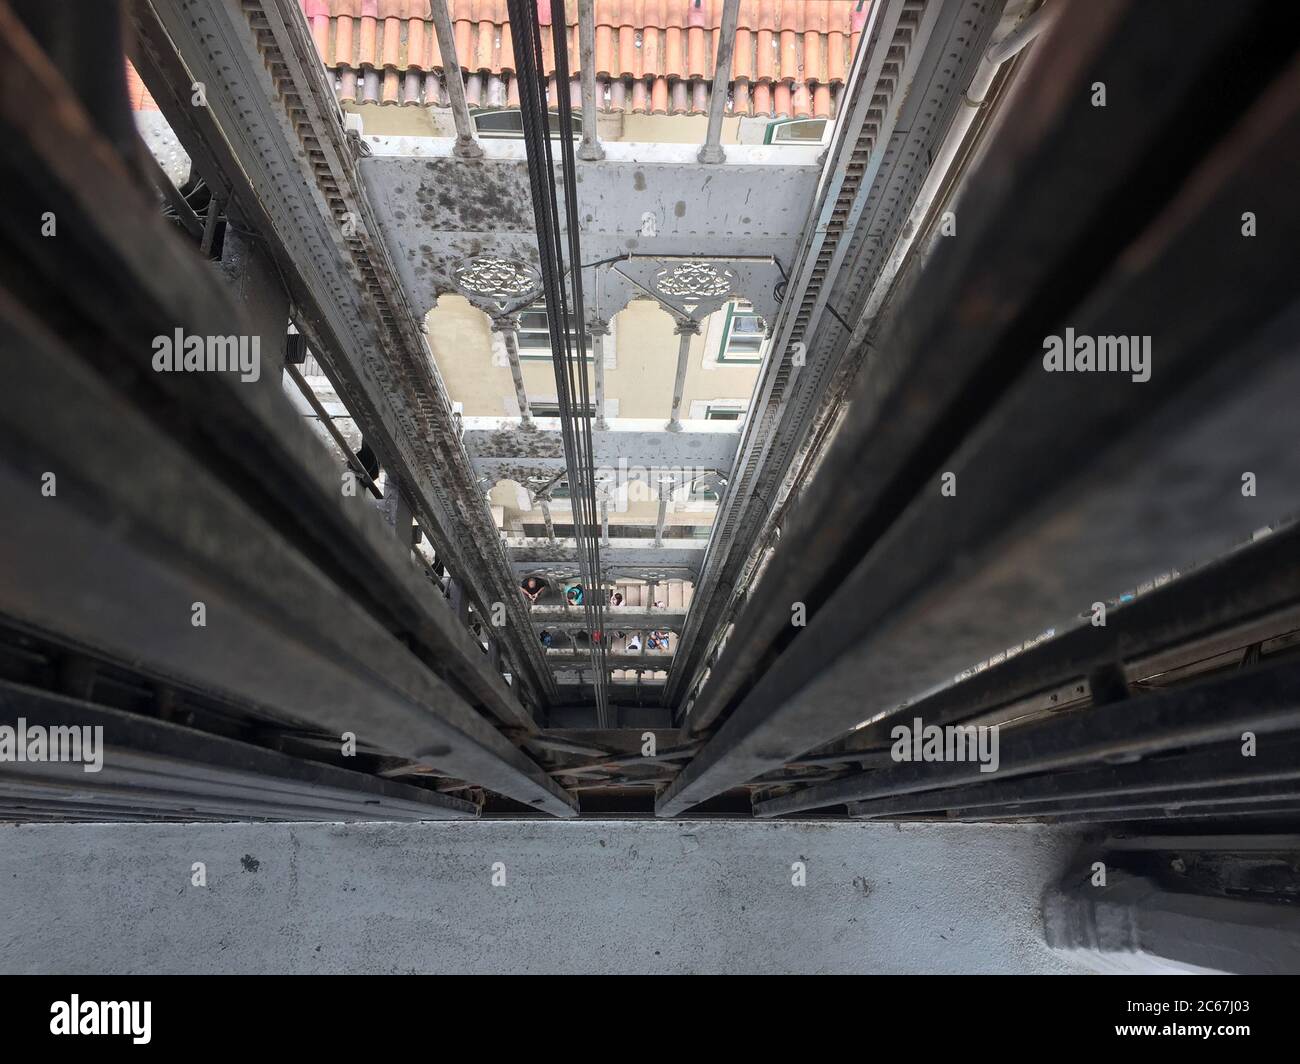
(0, 819, 1088, 975)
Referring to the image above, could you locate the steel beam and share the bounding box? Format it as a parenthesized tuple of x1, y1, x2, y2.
(665, 0, 932, 706)
(0, 682, 478, 822)
(284, 363, 384, 499)
(820, 522, 1300, 758)
(130, 0, 556, 705)
(463, 420, 740, 493)
(673, 0, 1234, 736)
(530, 606, 687, 630)
(547, 650, 674, 668)
(0, 287, 576, 815)
(840, 736, 1300, 822)
(948, 782, 1300, 824)
(15, 2, 543, 735)
(752, 660, 1300, 817)
(0, 13, 576, 815)
(361, 150, 815, 330)
(1034, 803, 1300, 827)
(508, 539, 706, 580)
(658, 1, 1300, 815)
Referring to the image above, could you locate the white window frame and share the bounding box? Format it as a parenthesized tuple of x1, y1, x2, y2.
(688, 399, 747, 423)
(702, 300, 767, 369)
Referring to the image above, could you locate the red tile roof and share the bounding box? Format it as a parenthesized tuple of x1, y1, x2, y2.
(126, 61, 159, 111)
(302, 1, 869, 119)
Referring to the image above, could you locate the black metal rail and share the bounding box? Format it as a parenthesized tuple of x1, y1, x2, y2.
(508, 0, 611, 724)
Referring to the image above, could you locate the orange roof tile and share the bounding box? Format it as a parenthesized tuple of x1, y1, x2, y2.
(305, 0, 864, 118)
(125, 61, 158, 112)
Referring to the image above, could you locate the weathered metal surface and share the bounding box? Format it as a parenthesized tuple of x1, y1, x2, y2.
(819, 522, 1300, 759)
(757, 661, 1300, 816)
(360, 142, 819, 325)
(529, 606, 687, 630)
(1044, 862, 1300, 974)
(463, 420, 738, 519)
(0, 682, 479, 822)
(659, 0, 1300, 814)
(509, 539, 706, 583)
(0, 12, 577, 816)
(667, 0, 1001, 710)
(135, 0, 556, 704)
(0, 290, 576, 816)
(840, 738, 1300, 822)
(546, 651, 675, 668)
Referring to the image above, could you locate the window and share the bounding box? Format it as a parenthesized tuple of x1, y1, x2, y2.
(704, 405, 744, 421)
(525, 523, 704, 540)
(764, 118, 828, 144)
(517, 304, 587, 360)
(717, 301, 766, 364)
(529, 401, 595, 418)
(474, 109, 582, 140)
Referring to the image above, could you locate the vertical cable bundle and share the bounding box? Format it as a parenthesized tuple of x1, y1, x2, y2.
(507, 0, 611, 726)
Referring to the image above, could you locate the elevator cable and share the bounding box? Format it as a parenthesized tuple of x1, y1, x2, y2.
(508, 0, 611, 726)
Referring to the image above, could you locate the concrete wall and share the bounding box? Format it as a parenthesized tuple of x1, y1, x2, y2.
(0, 820, 1089, 974)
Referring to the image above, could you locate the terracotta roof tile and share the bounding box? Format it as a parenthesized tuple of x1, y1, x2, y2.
(772, 79, 790, 115)
(125, 61, 158, 111)
(383, 15, 401, 67)
(755, 25, 773, 81)
(307, 0, 861, 117)
(826, 21, 844, 83)
(407, 17, 427, 70)
(454, 11, 473, 69)
(779, 27, 796, 81)
(334, 13, 353, 67)
(358, 13, 376, 67)
(813, 81, 830, 117)
(595, 19, 613, 76)
(686, 26, 706, 79)
(475, 10, 495, 70)
(499, 18, 514, 73)
(732, 24, 752, 81)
